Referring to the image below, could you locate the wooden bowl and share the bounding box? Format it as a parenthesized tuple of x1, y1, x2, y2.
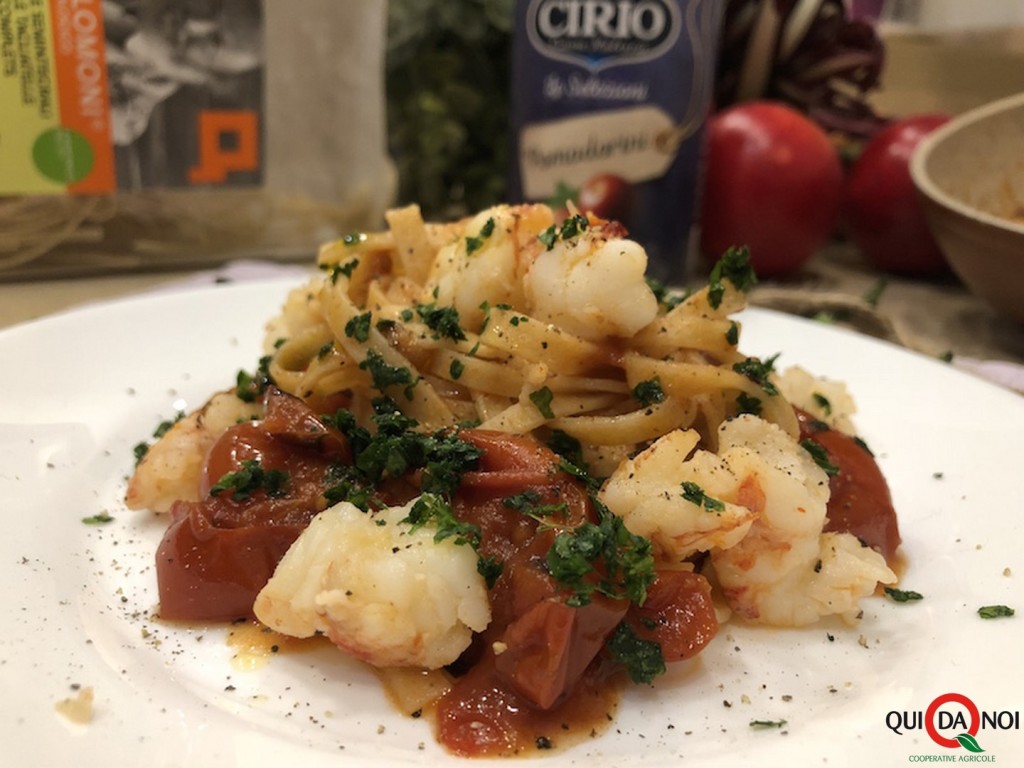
(911, 92, 1024, 323)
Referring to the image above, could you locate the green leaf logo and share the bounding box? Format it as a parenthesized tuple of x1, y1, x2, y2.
(955, 733, 985, 753)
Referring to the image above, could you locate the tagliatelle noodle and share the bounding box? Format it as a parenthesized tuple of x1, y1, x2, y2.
(251, 203, 801, 462)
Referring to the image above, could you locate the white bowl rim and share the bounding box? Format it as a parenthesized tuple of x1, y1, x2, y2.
(910, 90, 1024, 236)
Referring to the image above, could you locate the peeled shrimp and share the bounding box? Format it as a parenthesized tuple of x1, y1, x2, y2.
(125, 391, 261, 513)
(524, 218, 659, 341)
(254, 498, 491, 670)
(424, 204, 554, 331)
(599, 428, 757, 559)
(711, 416, 896, 626)
(424, 203, 659, 342)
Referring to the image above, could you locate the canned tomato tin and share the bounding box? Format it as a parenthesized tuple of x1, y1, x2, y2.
(509, 0, 723, 283)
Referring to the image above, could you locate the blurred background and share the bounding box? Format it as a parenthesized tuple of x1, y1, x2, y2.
(1, 0, 1023, 382)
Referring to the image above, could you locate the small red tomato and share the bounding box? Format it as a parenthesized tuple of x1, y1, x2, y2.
(576, 173, 634, 222)
(700, 101, 844, 277)
(843, 114, 950, 275)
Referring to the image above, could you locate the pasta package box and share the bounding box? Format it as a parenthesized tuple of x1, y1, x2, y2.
(0, 0, 394, 278)
(508, 0, 723, 283)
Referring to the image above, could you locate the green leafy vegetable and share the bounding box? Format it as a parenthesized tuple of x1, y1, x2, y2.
(681, 481, 726, 512)
(210, 459, 290, 502)
(359, 350, 419, 399)
(732, 354, 779, 395)
(800, 439, 840, 476)
(415, 302, 467, 341)
(82, 511, 114, 525)
(606, 621, 666, 684)
(977, 605, 1014, 619)
(345, 312, 373, 343)
(465, 217, 496, 255)
(529, 386, 555, 418)
(631, 377, 665, 407)
(884, 587, 924, 603)
(707, 246, 757, 309)
(546, 499, 655, 607)
(236, 355, 274, 402)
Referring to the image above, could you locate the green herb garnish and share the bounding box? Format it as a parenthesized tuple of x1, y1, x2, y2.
(529, 386, 555, 418)
(884, 587, 924, 603)
(681, 481, 726, 512)
(978, 605, 1014, 619)
(465, 217, 496, 255)
(345, 312, 373, 343)
(800, 439, 840, 477)
(415, 302, 467, 341)
(606, 621, 666, 684)
(707, 246, 757, 309)
(210, 459, 290, 502)
(82, 511, 114, 525)
(631, 377, 666, 407)
(732, 354, 779, 395)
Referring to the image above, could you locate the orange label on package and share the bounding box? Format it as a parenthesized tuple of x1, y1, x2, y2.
(0, 0, 264, 195)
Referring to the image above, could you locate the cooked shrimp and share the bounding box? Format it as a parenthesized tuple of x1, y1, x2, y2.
(710, 415, 895, 626)
(599, 428, 757, 559)
(524, 218, 659, 341)
(424, 204, 555, 331)
(254, 498, 491, 670)
(125, 391, 261, 513)
(776, 365, 857, 435)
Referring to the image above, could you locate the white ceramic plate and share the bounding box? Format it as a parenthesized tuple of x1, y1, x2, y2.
(2, 277, 1022, 767)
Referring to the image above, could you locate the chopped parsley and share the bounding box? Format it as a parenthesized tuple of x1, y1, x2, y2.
(236, 355, 274, 402)
(884, 587, 924, 603)
(725, 320, 740, 346)
(345, 311, 373, 342)
(134, 411, 185, 465)
(812, 392, 832, 415)
(646, 276, 689, 311)
(465, 217, 496, 255)
(606, 621, 666, 684)
(81, 511, 114, 525)
(732, 354, 779, 395)
(750, 719, 787, 729)
(319, 257, 360, 284)
(736, 392, 762, 416)
(449, 358, 465, 380)
(529, 386, 555, 419)
(800, 439, 840, 477)
(415, 302, 467, 341)
(538, 213, 589, 250)
(707, 246, 757, 309)
(403, 492, 480, 548)
(631, 377, 665, 407)
(502, 489, 570, 527)
(978, 605, 1014, 619)
(209, 459, 290, 502)
(681, 481, 726, 512)
(546, 498, 655, 607)
(546, 430, 589, 477)
(359, 350, 419, 399)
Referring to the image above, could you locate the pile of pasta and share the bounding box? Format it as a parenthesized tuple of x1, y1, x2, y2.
(267, 203, 797, 467)
(128, 201, 901, 754)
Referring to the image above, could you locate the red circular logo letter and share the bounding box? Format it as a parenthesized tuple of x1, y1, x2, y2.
(925, 693, 980, 748)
